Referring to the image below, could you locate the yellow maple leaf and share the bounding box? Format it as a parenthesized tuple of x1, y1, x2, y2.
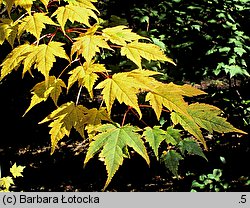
(23, 76, 66, 116)
(40, 102, 111, 153)
(102, 25, 149, 46)
(145, 83, 206, 120)
(18, 13, 58, 40)
(0, 44, 34, 80)
(146, 84, 190, 120)
(52, 5, 98, 33)
(22, 41, 69, 84)
(39, 102, 88, 153)
(71, 34, 112, 63)
(14, 0, 35, 14)
(95, 69, 167, 119)
(0, 18, 18, 47)
(0, 176, 14, 191)
(95, 72, 142, 118)
(10, 163, 25, 178)
(171, 111, 206, 149)
(66, 0, 99, 12)
(121, 40, 175, 68)
(67, 66, 85, 91)
(83, 107, 111, 125)
(67, 62, 107, 97)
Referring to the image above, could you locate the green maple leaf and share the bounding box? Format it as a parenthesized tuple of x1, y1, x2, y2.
(18, 13, 57, 40)
(178, 138, 207, 160)
(10, 163, 26, 178)
(165, 126, 182, 145)
(143, 126, 166, 159)
(160, 150, 183, 177)
(84, 123, 150, 190)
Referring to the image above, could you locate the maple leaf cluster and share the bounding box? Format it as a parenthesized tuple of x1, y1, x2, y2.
(0, 0, 246, 190)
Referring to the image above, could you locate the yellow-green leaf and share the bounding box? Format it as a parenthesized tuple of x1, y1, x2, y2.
(10, 163, 25, 178)
(143, 126, 166, 159)
(18, 13, 57, 40)
(71, 34, 112, 63)
(4, 0, 15, 16)
(52, 5, 98, 33)
(121, 41, 175, 68)
(177, 84, 207, 97)
(171, 111, 207, 150)
(83, 107, 111, 125)
(95, 72, 142, 118)
(187, 103, 247, 134)
(67, 66, 86, 92)
(84, 124, 149, 190)
(0, 44, 34, 80)
(102, 25, 148, 46)
(146, 86, 190, 120)
(145, 92, 163, 120)
(50, 78, 66, 105)
(48, 116, 69, 154)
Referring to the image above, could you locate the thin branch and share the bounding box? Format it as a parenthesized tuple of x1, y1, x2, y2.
(121, 107, 131, 127)
(58, 58, 80, 79)
(76, 85, 83, 105)
(130, 108, 149, 127)
(16, 12, 29, 22)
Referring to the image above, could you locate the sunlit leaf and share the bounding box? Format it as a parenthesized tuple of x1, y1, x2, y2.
(10, 163, 26, 178)
(18, 13, 57, 40)
(84, 123, 149, 190)
(121, 40, 175, 68)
